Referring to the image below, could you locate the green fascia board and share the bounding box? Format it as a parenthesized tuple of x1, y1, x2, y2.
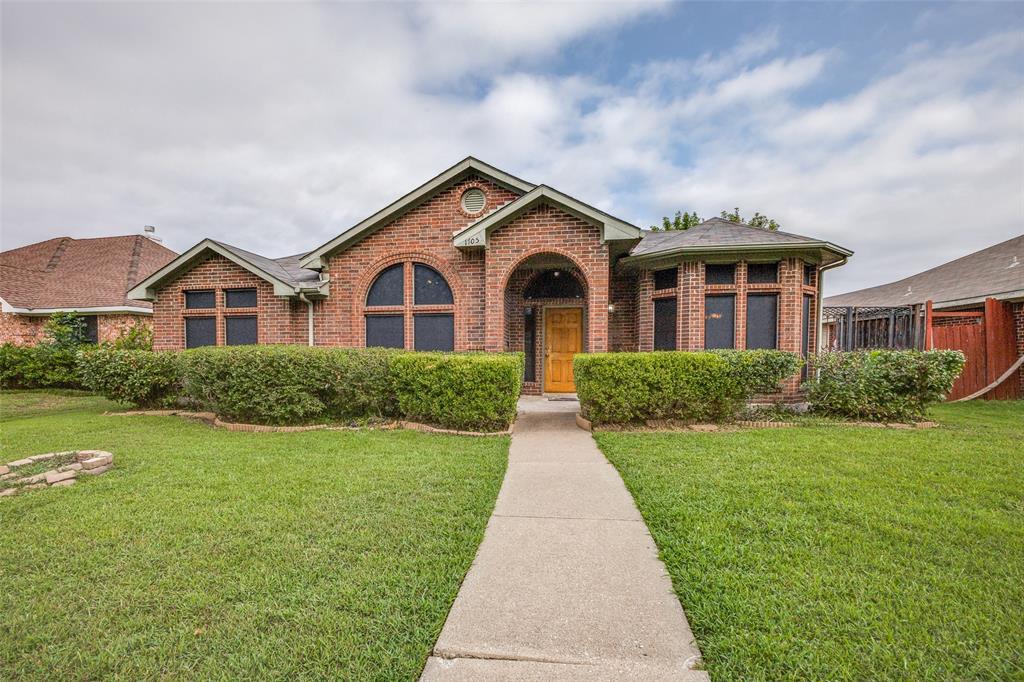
(127, 239, 302, 301)
(298, 157, 536, 268)
(453, 185, 642, 248)
(619, 241, 854, 270)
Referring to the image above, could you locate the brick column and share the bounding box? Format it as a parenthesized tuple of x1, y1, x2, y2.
(779, 257, 804, 396)
(637, 270, 654, 351)
(680, 261, 704, 350)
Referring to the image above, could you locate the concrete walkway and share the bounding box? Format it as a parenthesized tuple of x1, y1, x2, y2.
(421, 397, 708, 681)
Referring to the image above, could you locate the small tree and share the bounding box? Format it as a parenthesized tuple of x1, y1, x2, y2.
(43, 312, 88, 349)
(720, 207, 780, 231)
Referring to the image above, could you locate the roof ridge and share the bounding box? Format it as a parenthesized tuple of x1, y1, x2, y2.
(126, 235, 144, 290)
(44, 237, 71, 272)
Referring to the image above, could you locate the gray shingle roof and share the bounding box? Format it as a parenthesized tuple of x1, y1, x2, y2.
(210, 241, 321, 287)
(630, 217, 835, 256)
(824, 234, 1024, 309)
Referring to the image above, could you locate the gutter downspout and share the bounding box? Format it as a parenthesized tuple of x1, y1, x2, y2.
(298, 293, 314, 347)
(816, 257, 848, 353)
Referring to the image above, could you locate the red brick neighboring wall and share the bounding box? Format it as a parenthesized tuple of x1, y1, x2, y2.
(0, 312, 152, 346)
(150, 254, 307, 350)
(609, 269, 638, 352)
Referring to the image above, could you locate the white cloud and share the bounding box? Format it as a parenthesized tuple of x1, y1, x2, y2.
(2, 4, 1021, 297)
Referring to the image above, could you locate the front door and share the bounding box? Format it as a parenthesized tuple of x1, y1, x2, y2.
(544, 307, 582, 392)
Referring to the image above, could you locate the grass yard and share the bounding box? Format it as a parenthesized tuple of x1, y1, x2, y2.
(596, 401, 1024, 682)
(0, 390, 508, 681)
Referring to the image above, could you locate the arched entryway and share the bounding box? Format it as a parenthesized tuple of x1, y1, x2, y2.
(503, 253, 589, 394)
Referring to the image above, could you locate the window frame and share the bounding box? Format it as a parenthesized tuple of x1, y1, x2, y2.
(184, 316, 217, 348)
(184, 290, 216, 309)
(364, 261, 456, 351)
(225, 288, 258, 309)
(225, 315, 258, 346)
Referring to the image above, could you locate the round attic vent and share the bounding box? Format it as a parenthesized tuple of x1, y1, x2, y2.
(461, 188, 486, 214)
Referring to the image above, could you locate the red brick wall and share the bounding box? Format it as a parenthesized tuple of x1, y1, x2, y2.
(150, 254, 306, 350)
(0, 312, 152, 346)
(609, 269, 638, 352)
(316, 174, 520, 350)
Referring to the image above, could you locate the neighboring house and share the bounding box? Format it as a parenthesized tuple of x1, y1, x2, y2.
(0, 235, 178, 345)
(129, 158, 852, 396)
(824, 234, 1023, 398)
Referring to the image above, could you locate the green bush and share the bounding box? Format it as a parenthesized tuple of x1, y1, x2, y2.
(177, 346, 402, 425)
(391, 352, 523, 431)
(805, 350, 965, 421)
(0, 343, 82, 389)
(574, 350, 802, 425)
(77, 347, 180, 408)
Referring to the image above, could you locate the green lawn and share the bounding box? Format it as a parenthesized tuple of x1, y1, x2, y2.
(0, 390, 508, 681)
(595, 401, 1024, 682)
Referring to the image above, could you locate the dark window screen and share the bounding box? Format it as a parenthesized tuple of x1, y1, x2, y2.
(654, 297, 678, 350)
(82, 316, 98, 344)
(704, 295, 735, 349)
(413, 264, 453, 305)
(523, 310, 536, 382)
(653, 268, 677, 290)
(523, 270, 584, 300)
(225, 316, 257, 345)
(804, 264, 815, 286)
(185, 316, 216, 348)
(747, 262, 778, 284)
(705, 264, 735, 285)
(414, 314, 454, 351)
(746, 294, 778, 349)
(366, 315, 404, 348)
(185, 290, 215, 309)
(366, 264, 404, 306)
(802, 295, 813, 379)
(225, 288, 257, 308)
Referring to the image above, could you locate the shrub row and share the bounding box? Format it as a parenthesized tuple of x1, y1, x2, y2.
(574, 350, 802, 425)
(76, 345, 523, 431)
(805, 350, 965, 421)
(0, 344, 82, 389)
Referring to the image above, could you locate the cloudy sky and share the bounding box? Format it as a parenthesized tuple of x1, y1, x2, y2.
(3, 1, 1022, 295)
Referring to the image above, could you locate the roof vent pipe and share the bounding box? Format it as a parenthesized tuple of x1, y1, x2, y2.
(143, 225, 162, 243)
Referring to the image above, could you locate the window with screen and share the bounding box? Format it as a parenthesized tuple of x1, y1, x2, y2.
(365, 315, 404, 348)
(82, 316, 98, 344)
(225, 316, 257, 345)
(704, 295, 735, 349)
(185, 317, 216, 348)
(225, 288, 257, 308)
(365, 261, 456, 350)
(185, 290, 215, 309)
(705, 264, 735, 285)
(747, 262, 778, 284)
(366, 264, 404, 307)
(654, 297, 677, 350)
(804, 264, 815, 286)
(523, 310, 536, 382)
(746, 294, 778, 349)
(653, 268, 678, 291)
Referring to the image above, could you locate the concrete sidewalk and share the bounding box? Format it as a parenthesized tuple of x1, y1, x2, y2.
(421, 397, 708, 681)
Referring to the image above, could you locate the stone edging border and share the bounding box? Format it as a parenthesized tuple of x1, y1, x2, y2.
(105, 411, 512, 437)
(1, 450, 114, 499)
(575, 413, 940, 433)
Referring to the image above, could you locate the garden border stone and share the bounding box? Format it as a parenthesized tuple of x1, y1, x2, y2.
(0, 450, 114, 500)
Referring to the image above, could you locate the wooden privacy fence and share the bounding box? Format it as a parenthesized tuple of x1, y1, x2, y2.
(926, 298, 1020, 401)
(822, 297, 1021, 400)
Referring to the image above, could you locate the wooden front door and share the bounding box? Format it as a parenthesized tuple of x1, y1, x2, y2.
(544, 307, 582, 393)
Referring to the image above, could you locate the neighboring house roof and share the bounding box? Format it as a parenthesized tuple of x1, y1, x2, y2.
(824, 234, 1024, 310)
(299, 156, 537, 268)
(623, 217, 853, 266)
(127, 239, 327, 301)
(453, 185, 642, 248)
(0, 235, 177, 313)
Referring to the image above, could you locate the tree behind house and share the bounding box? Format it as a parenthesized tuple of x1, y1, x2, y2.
(650, 207, 781, 231)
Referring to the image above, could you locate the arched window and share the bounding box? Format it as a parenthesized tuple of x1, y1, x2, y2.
(365, 261, 455, 351)
(523, 269, 585, 300)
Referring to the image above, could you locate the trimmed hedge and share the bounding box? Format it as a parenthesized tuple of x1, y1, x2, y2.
(391, 352, 523, 431)
(0, 343, 82, 389)
(77, 347, 180, 408)
(805, 350, 965, 421)
(179, 346, 400, 425)
(574, 350, 802, 425)
(81, 345, 521, 431)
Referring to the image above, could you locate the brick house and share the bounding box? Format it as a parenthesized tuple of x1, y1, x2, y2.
(129, 158, 852, 396)
(1, 235, 177, 345)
